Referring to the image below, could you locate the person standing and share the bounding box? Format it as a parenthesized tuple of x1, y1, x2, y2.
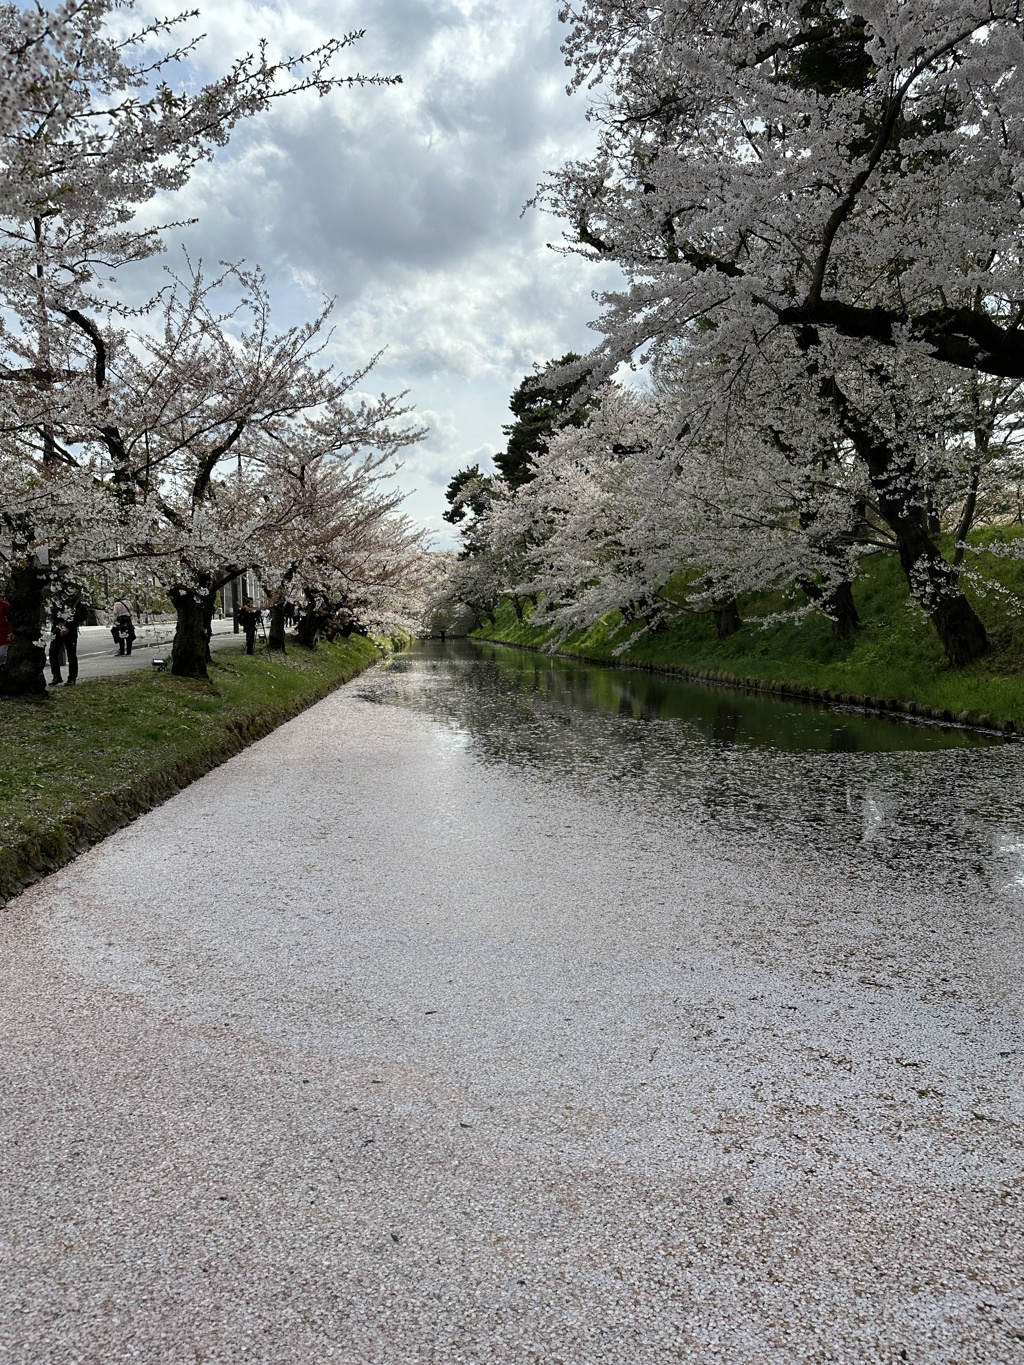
(0, 594, 10, 669)
(49, 596, 88, 686)
(238, 598, 259, 655)
(109, 597, 136, 655)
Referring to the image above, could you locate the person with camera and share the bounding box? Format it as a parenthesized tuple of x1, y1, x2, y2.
(110, 597, 136, 656)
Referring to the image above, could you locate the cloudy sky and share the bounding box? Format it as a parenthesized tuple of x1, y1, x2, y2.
(133, 0, 622, 547)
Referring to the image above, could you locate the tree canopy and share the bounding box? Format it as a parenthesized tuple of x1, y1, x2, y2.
(540, 1, 1024, 380)
(438, 3, 1024, 668)
(0, 1, 425, 692)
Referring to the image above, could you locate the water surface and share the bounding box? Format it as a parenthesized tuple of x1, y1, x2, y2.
(4, 637, 1022, 1363)
(364, 640, 1024, 900)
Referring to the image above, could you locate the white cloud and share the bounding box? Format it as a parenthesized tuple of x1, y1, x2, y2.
(128, 0, 620, 536)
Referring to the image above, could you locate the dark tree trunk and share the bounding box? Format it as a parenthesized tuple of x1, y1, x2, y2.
(867, 482, 988, 666)
(512, 594, 524, 622)
(296, 592, 326, 649)
(712, 597, 741, 642)
(0, 559, 47, 697)
(953, 462, 982, 568)
(639, 596, 667, 632)
(821, 366, 988, 667)
(296, 610, 320, 649)
(171, 588, 212, 679)
(623, 596, 664, 631)
(827, 580, 860, 640)
(268, 601, 286, 651)
(895, 534, 988, 667)
(830, 576, 862, 638)
(799, 576, 861, 640)
(868, 473, 987, 667)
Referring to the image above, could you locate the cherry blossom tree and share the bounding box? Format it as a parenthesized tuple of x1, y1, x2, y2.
(536, 0, 1024, 663)
(0, 0, 401, 693)
(92, 264, 424, 677)
(253, 440, 430, 652)
(492, 379, 865, 647)
(419, 549, 482, 638)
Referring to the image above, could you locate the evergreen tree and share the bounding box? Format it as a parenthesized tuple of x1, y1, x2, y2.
(443, 465, 494, 526)
(494, 354, 591, 488)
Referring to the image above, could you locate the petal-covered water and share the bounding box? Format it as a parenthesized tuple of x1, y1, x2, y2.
(363, 640, 1023, 900)
(2, 639, 1022, 1363)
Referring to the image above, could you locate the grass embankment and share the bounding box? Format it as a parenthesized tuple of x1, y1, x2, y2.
(475, 547, 1024, 732)
(0, 635, 393, 906)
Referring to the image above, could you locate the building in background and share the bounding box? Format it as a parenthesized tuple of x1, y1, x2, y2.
(221, 572, 263, 628)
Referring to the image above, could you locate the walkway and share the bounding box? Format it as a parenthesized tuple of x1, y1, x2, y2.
(0, 647, 1021, 1363)
(71, 619, 239, 681)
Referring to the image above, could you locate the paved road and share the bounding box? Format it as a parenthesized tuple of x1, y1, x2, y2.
(1, 645, 1021, 1363)
(67, 619, 241, 681)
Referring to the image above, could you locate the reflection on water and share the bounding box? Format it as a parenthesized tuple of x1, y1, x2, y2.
(468, 642, 998, 754)
(362, 640, 1024, 897)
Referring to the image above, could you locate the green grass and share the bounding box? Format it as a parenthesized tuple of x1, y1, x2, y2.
(0, 635, 391, 903)
(475, 547, 1024, 728)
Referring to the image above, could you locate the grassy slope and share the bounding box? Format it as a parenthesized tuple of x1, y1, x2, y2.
(476, 546, 1024, 727)
(0, 635, 387, 904)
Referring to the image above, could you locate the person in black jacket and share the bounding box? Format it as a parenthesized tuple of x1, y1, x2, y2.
(238, 599, 260, 655)
(49, 596, 89, 686)
(109, 597, 136, 655)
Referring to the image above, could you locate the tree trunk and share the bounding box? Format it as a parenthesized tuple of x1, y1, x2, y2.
(295, 592, 324, 649)
(869, 475, 988, 665)
(822, 369, 988, 667)
(639, 596, 667, 632)
(872, 484, 987, 667)
(296, 610, 319, 649)
(512, 594, 524, 622)
(894, 533, 988, 667)
(712, 597, 741, 642)
(268, 601, 286, 651)
(0, 559, 47, 697)
(171, 588, 211, 679)
(953, 461, 982, 568)
(827, 580, 860, 640)
(799, 576, 861, 640)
